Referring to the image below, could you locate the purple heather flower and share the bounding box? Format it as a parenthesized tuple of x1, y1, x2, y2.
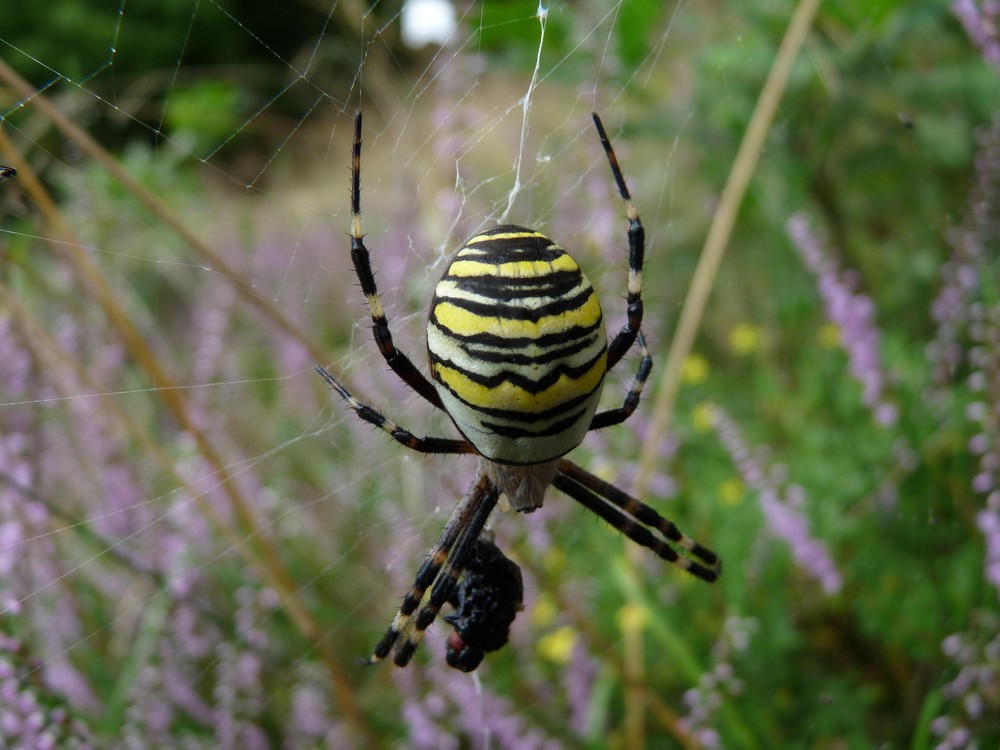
(680, 616, 757, 747)
(0, 317, 31, 402)
(401, 698, 457, 750)
(287, 680, 331, 741)
(930, 114, 1000, 595)
(564, 640, 599, 737)
(0, 636, 95, 749)
(396, 666, 569, 750)
(934, 626, 1000, 747)
(953, 0, 1000, 72)
(929, 113, 1000, 386)
(954, 281, 1000, 602)
(162, 658, 213, 725)
(977, 492, 1000, 600)
(712, 406, 843, 593)
(191, 282, 237, 384)
(786, 213, 897, 426)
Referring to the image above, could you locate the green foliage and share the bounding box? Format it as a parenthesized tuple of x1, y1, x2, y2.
(164, 80, 248, 153)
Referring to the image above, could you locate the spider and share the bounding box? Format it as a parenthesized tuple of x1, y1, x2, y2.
(317, 111, 721, 669)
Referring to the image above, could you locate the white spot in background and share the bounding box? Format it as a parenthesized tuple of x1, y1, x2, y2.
(401, 0, 457, 49)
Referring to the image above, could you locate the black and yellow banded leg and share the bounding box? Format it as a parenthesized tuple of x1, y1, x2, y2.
(349, 111, 445, 410)
(589, 330, 652, 431)
(316, 365, 474, 455)
(554, 459, 721, 581)
(592, 113, 646, 372)
(371, 472, 502, 666)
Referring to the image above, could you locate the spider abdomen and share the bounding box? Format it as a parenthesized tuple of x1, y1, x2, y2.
(428, 225, 608, 465)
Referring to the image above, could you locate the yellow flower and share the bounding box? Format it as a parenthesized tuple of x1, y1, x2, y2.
(682, 353, 709, 384)
(729, 323, 763, 355)
(543, 548, 566, 575)
(615, 602, 650, 634)
(818, 322, 841, 349)
(537, 625, 577, 664)
(531, 594, 557, 628)
(692, 401, 717, 433)
(719, 477, 745, 505)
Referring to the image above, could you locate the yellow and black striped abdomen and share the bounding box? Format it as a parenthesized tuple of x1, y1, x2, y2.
(427, 226, 608, 465)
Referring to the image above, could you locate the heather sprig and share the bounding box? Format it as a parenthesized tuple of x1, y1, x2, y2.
(952, 0, 1000, 73)
(679, 616, 756, 750)
(710, 405, 843, 594)
(979, 493, 1000, 602)
(932, 618, 1000, 750)
(0, 634, 95, 750)
(396, 662, 570, 750)
(964, 297, 1000, 588)
(930, 105, 1000, 599)
(965, 304, 1000, 604)
(786, 213, 898, 427)
(928, 114, 1000, 386)
(564, 638, 600, 737)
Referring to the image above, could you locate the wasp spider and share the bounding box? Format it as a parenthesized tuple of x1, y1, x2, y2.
(317, 111, 721, 669)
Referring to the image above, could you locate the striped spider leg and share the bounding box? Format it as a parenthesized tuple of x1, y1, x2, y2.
(553, 460, 720, 581)
(347, 111, 444, 411)
(591, 113, 645, 371)
(374, 472, 501, 668)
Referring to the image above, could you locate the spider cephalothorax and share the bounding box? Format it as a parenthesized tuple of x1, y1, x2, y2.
(317, 111, 720, 670)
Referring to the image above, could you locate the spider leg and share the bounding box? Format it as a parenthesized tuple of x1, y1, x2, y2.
(392, 482, 500, 667)
(554, 459, 721, 581)
(370, 472, 501, 666)
(368, 520, 462, 664)
(349, 111, 445, 410)
(592, 113, 645, 372)
(589, 329, 652, 431)
(316, 365, 474, 455)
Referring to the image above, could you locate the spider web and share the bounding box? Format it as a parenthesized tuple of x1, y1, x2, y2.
(0, 1, 997, 748)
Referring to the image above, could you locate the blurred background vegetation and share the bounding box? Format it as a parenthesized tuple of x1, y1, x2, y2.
(1, 0, 999, 748)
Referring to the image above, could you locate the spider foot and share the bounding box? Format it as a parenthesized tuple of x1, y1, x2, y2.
(676, 553, 722, 583)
